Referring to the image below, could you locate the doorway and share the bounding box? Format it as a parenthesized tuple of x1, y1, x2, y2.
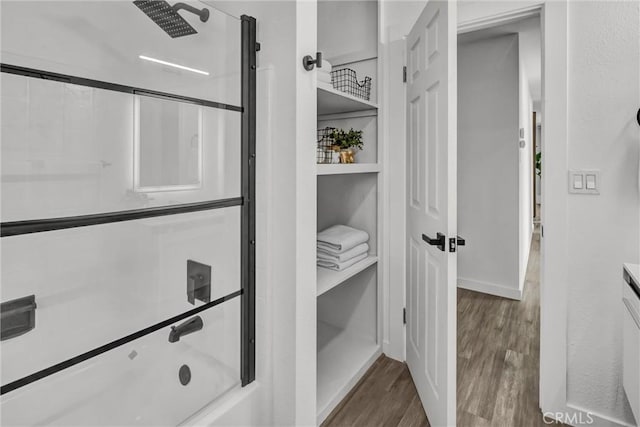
(456, 11, 548, 426)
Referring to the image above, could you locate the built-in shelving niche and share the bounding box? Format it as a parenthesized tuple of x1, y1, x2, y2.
(317, 111, 378, 164)
(316, 172, 379, 422)
(317, 267, 379, 423)
(316, 2, 380, 420)
(317, 174, 377, 255)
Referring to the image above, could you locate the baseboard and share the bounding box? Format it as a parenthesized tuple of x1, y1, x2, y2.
(540, 402, 637, 427)
(458, 277, 523, 300)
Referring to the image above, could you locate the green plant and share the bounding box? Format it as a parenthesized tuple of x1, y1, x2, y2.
(330, 128, 364, 151)
(535, 152, 542, 177)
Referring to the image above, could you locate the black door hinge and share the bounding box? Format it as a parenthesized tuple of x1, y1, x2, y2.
(403, 66, 407, 83)
(541, 225, 544, 238)
(403, 308, 406, 324)
(256, 42, 261, 52)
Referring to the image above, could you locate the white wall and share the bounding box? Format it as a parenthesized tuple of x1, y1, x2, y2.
(380, 0, 427, 41)
(565, 2, 639, 424)
(318, 0, 378, 63)
(457, 34, 522, 299)
(518, 47, 534, 289)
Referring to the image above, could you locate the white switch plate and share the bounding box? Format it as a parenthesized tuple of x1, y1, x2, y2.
(573, 174, 584, 189)
(569, 170, 600, 195)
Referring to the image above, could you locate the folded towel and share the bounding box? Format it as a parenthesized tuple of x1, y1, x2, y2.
(318, 243, 369, 263)
(317, 225, 369, 254)
(317, 252, 368, 271)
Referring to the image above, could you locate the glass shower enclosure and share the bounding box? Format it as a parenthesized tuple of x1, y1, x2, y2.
(0, 1, 256, 425)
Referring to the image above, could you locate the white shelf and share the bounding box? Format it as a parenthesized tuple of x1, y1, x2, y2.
(317, 82, 377, 115)
(317, 255, 378, 297)
(316, 321, 381, 424)
(316, 163, 380, 176)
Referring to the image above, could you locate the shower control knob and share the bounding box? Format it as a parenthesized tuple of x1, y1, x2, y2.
(303, 52, 323, 71)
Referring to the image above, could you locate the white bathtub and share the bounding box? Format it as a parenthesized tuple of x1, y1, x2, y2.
(1, 299, 240, 426)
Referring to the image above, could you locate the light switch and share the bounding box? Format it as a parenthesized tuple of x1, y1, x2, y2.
(573, 174, 584, 189)
(569, 170, 600, 195)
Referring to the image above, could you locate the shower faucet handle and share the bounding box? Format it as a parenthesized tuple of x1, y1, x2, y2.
(303, 52, 323, 71)
(187, 260, 211, 305)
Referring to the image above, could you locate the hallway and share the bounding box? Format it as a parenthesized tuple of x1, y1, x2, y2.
(324, 231, 556, 427)
(457, 230, 560, 426)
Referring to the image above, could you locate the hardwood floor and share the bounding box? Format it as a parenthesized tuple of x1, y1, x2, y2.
(322, 355, 430, 427)
(323, 230, 560, 427)
(457, 230, 563, 426)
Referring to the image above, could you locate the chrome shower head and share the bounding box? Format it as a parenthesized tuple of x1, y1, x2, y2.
(133, 1, 209, 38)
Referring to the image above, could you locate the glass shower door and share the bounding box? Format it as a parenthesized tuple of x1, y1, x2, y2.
(0, 1, 256, 425)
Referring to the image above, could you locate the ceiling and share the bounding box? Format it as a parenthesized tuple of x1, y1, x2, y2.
(458, 15, 541, 107)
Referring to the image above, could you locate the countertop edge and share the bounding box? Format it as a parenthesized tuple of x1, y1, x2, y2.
(624, 263, 640, 299)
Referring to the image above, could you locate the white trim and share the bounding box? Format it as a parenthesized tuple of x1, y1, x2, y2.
(318, 109, 378, 121)
(316, 163, 381, 175)
(316, 345, 382, 425)
(538, 1, 569, 417)
(457, 4, 543, 34)
(458, 278, 523, 301)
(326, 51, 378, 68)
(540, 402, 637, 427)
(376, 1, 386, 365)
(295, 1, 318, 425)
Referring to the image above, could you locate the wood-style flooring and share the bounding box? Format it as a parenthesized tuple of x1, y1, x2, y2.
(324, 230, 561, 427)
(457, 231, 563, 426)
(321, 355, 430, 427)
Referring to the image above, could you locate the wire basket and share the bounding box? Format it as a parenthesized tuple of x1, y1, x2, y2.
(317, 127, 337, 164)
(330, 68, 372, 101)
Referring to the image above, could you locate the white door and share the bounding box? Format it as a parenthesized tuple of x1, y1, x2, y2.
(405, 1, 457, 426)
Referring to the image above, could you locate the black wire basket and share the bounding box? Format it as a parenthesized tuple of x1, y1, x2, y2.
(330, 68, 372, 101)
(317, 127, 337, 164)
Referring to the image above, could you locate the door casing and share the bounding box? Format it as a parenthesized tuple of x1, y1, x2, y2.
(385, 1, 572, 422)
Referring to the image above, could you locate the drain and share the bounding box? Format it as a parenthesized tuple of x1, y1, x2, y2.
(179, 364, 191, 386)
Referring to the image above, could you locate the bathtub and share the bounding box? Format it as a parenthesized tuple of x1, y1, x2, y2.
(0, 299, 240, 426)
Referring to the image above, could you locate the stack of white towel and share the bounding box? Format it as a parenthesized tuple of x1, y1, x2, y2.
(317, 225, 369, 271)
(317, 60, 333, 86)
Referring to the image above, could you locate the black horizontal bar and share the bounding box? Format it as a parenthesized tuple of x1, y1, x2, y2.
(0, 63, 243, 113)
(1, 197, 243, 237)
(0, 289, 243, 395)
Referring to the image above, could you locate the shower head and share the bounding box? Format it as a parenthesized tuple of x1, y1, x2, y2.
(133, 1, 209, 38)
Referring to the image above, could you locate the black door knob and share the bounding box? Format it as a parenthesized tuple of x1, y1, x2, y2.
(422, 232, 446, 252)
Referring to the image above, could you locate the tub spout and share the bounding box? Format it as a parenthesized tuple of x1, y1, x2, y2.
(168, 316, 203, 343)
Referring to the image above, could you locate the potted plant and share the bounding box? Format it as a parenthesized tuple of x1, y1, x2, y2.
(329, 128, 364, 164)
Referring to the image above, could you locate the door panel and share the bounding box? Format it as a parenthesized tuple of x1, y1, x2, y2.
(405, 1, 457, 426)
